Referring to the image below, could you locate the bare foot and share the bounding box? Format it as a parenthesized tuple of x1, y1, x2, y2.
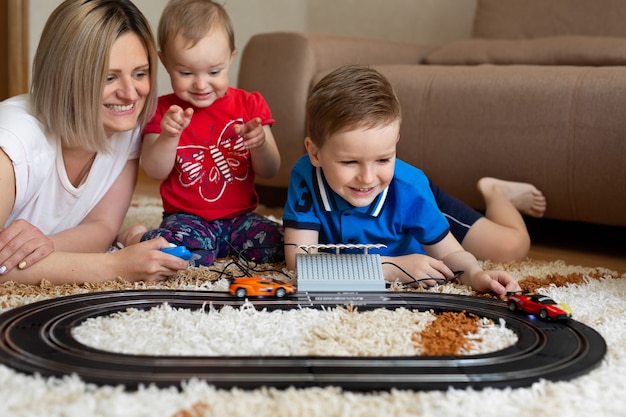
(477, 177, 547, 217)
(115, 224, 148, 247)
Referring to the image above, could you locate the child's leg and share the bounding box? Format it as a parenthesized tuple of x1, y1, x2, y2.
(462, 178, 546, 262)
(115, 224, 148, 247)
(227, 213, 285, 264)
(478, 177, 546, 218)
(141, 213, 223, 266)
(432, 178, 546, 262)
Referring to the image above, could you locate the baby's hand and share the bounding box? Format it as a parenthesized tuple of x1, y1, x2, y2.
(161, 105, 193, 138)
(236, 117, 265, 149)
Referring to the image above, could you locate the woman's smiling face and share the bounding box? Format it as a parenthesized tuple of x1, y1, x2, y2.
(102, 32, 151, 137)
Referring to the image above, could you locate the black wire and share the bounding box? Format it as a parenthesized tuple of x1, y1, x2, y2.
(194, 237, 292, 281)
(194, 239, 464, 286)
(284, 242, 309, 254)
(382, 261, 463, 286)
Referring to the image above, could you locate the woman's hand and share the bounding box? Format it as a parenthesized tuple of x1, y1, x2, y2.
(110, 237, 189, 282)
(0, 219, 54, 274)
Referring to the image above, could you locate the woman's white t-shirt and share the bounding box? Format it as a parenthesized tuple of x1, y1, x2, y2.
(0, 95, 141, 234)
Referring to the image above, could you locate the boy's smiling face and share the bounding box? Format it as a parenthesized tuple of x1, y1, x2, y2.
(305, 120, 400, 207)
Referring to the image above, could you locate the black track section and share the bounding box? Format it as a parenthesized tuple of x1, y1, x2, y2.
(0, 290, 606, 391)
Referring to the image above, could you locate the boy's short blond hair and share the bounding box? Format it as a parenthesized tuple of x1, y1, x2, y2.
(306, 65, 402, 147)
(158, 0, 236, 54)
(30, 0, 158, 153)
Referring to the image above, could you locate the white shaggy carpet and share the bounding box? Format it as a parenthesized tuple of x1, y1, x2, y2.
(0, 197, 623, 417)
(71, 302, 517, 357)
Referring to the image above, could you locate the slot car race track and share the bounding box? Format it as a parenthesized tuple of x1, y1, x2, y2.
(0, 290, 607, 391)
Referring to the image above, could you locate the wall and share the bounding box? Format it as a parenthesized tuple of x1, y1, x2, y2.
(306, 0, 476, 45)
(29, 0, 476, 94)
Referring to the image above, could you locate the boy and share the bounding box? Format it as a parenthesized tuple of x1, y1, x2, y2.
(283, 65, 522, 296)
(138, 0, 283, 266)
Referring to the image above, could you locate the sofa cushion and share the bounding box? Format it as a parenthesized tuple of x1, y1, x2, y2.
(473, 0, 626, 39)
(424, 36, 626, 66)
(371, 64, 626, 225)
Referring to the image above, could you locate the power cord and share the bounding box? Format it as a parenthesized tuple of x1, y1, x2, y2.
(196, 237, 291, 281)
(382, 261, 463, 287)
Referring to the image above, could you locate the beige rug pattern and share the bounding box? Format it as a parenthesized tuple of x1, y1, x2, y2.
(0, 196, 623, 417)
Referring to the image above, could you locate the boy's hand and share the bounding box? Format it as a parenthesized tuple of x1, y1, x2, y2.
(161, 105, 193, 138)
(381, 254, 455, 287)
(466, 269, 521, 297)
(235, 117, 265, 149)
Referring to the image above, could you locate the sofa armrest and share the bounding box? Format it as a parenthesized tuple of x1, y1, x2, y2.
(238, 32, 434, 190)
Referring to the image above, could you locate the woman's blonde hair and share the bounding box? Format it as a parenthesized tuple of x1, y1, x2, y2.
(31, 0, 158, 152)
(306, 65, 402, 148)
(158, 0, 235, 54)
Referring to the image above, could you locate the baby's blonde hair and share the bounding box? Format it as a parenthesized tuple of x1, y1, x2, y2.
(158, 0, 236, 54)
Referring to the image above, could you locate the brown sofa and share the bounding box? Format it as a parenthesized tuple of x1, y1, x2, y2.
(238, 0, 626, 227)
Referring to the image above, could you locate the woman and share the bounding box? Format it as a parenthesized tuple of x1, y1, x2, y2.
(0, 0, 188, 284)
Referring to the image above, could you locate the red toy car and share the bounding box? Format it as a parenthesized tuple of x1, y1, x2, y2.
(229, 276, 297, 298)
(506, 291, 572, 320)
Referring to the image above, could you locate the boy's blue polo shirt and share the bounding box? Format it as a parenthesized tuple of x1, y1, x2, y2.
(283, 156, 450, 255)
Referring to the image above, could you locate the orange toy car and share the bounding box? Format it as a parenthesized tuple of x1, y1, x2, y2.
(229, 276, 297, 298)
